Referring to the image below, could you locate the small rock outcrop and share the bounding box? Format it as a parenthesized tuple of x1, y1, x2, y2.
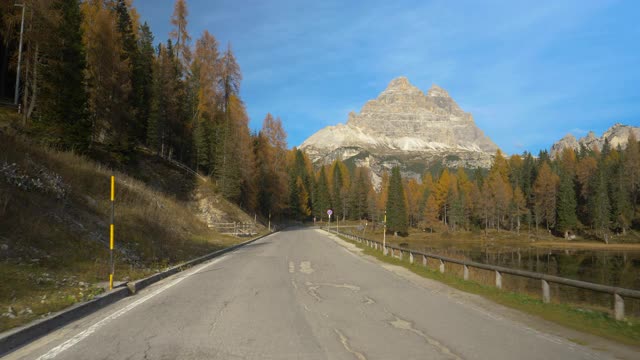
(550, 124, 640, 158)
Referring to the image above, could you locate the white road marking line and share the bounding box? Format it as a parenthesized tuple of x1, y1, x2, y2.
(36, 255, 229, 360)
(300, 261, 314, 274)
(289, 261, 295, 273)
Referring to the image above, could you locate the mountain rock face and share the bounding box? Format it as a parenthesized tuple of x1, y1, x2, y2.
(299, 77, 499, 186)
(550, 124, 640, 158)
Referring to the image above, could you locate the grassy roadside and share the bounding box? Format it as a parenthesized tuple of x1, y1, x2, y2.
(334, 232, 640, 347)
(0, 108, 264, 332)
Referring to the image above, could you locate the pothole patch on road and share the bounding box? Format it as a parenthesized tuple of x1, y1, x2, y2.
(305, 281, 360, 292)
(362, 296, 375, 305)
(389, 315, 462, 360)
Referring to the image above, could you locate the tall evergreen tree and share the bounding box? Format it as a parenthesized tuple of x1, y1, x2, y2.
(82, 0, 132, 155)
(533, 162, 559, 231)
(136, 22, 155, 142)
(588, 164, 611, 242)
(314, 166, 332, 221)
(386, 167, 408, 235)
(556, 169, 578, 237)
(38, 0, 89, 151)
(169, 0, 191, 71)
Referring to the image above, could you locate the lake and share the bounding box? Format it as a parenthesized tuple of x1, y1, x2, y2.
(389, 238, 640, 317)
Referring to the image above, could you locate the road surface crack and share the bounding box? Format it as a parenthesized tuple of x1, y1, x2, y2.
(389, 315, 463, 360)
(334, 328, 367, 360)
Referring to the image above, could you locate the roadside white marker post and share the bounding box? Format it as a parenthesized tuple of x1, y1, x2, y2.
(383, 210, 387, 255)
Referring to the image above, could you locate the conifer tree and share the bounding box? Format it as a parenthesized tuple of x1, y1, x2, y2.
(314, 166, 332, 221)
(330, 160, 350, 220)
(386, 167, 408, 235)
(169, 0, 191, 71)
(38, 0, 89, 151)
(376, 171, 389, 221)
(556, 169, 578, 237)
(533, 162, 560, 231)
(137, 22, 155, 142)
(82, 0, 132, 155)
(589, 164, 611, 242)
(511, 186, 528, 234)
(622, 133, 640, 225)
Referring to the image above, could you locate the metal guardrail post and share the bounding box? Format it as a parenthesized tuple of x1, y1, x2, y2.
(542, 280, 550, 303)
(614, 294, 624, 320)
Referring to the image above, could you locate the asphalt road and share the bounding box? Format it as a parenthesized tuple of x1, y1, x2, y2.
(5, 228, 635, 359)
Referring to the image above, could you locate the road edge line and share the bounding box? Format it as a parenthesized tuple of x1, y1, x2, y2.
(0, 231, 276, 357)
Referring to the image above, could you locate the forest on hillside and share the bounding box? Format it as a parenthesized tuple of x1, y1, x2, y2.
(2, 1, 639, 241)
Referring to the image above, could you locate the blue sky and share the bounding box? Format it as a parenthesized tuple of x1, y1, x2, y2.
(135, 0, 640, 154)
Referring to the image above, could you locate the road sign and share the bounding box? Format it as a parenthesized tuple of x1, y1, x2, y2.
(327, 209, 333, 216)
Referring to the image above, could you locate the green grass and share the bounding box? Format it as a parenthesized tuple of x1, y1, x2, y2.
(338, 233, 640, 347)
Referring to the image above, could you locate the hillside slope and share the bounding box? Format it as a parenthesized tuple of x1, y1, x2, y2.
(0, 108, 263, 331)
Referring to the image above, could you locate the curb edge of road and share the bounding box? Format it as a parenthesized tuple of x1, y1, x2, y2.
(0, 231, 276, 357)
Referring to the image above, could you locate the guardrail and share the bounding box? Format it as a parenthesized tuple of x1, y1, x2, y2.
(209, 222, 257, 237)
(327, 228, 640, 320)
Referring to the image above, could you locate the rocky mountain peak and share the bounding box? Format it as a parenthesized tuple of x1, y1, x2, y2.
(300, 77, 500, 184)
(378, 77, 424, 99)
(385, 76, 412, 90)
(427, 84, 450, 98)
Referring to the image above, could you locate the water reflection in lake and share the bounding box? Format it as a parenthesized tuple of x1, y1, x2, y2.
(396, 240, 640, 317)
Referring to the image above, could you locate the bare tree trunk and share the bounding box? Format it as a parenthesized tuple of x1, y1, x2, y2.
(25, 43, 38, 122)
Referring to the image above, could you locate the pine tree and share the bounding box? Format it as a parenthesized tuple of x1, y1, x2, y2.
(386, 167, 408, 235)
(169, 0, 191, 71)
(82, 0, 133, 155)
(329, 160, 349, 220)
(588, 164, 611, 242)
(192, 30, 219, 173)
(622, 133, 640, 225)
(254, 114, 288, 218)
(287, 171, 301, 220)
(512, 186, 527, 234)
(533, 162, 560, 231)
(136, 22, 155, 142)
(314, 166, 332, 221)
(376, 171, 389, 222)
(147, 42, 180, 157)
(556, 170, 578, 237)
(38, 0, 90, 151)
(405, 178, 422, 228)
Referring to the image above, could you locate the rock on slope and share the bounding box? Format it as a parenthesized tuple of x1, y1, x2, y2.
(299, 77, 499, 185)
(550, 124, 640, 158)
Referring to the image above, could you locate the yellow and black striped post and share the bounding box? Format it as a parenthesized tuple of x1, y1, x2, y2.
(109, 176, 115, 290)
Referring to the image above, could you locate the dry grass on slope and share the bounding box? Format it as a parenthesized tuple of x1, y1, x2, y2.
(0, 114, 247, 331)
